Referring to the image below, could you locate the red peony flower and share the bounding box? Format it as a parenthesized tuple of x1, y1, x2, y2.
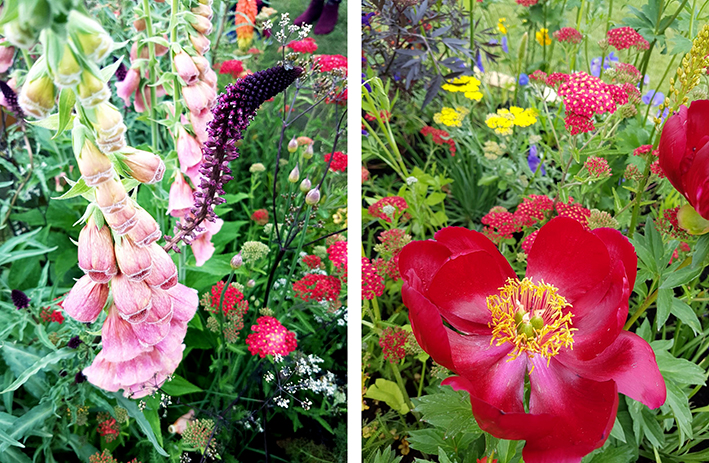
(251, 208, 269, 225)
(246, 316, 297, 358)
(658, 100, 709, 234)
(324, 151, 348, 172)
(399, 217, 665, 463)
(286, 37, 318, 53)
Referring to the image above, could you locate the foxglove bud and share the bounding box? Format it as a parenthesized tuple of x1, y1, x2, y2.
(230, 253, 243, 269)
(127, 208, 161, 247)
(68, 11, 114, 63)
(299, 178, 311, 193)
(146, 243, 178, 290)
(182, 84, 209, 113)
(78, 215, 118, 283)
(95, 178, 128, 214)
(54, 44, 82, 88)
(174, 50, 199, 86)
(77, 70, 110, 108)
(191, 4, 213, 19)
(288, 137, 298, 153)
(168, 172, 194, 218)
(305, 188, 320, 205)
(303, 143, 314, 159)
(111, 273, 152, 320)
(93, 103, 127, 153)
(115, 236, 153, 282)
(122, 149, 166, 184)
(288, 165, 300, 183)
(201, 67, 217, 87)
(3, 21, 39, 49)
(77, 140, 114, 186)
(18, 59, 55, 119)
(191, 54, 211, 76)
(63, 275, 109, 323)
(189, 14, 213, 35)
(197, 80, 216, 107)
(176, 126, 202, 172)
(105, 202, 139, 235)
(0, 39, 15, 73)
(133, 18, 146, 32)
(189, 33, 211, 55)
(116, 67, 140, 106)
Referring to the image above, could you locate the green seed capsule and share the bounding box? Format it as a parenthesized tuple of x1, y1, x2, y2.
(531, 316, 544, 330)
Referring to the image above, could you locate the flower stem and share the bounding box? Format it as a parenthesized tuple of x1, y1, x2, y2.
(389, 361, 414, 414)
(141, 0, 159, 152)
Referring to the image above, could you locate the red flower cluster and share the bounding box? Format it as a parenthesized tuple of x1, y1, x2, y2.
(362, 257, 385, 300)
(324, 151, 348, 172)
(97, 412, 120, 443)
(368, 196, 409, 223)
(553, 27, 583, 44)
(614, 63, 642, 84)
(293, 274, 341, 302)
(364, 110, 392, 123)
(327, 240, 347, 271)
(286, 37, 318, 53)
(607, 27, 650, 51)
(633, 144, 653, 156)
(40, 307, 65, 324)
(251, 208, 269, 225)
(362, 166, 370, 182)
(656, 206, 691, 241)
(315, 54, 347, 73)
(246, 316, 297, 358)
(218, 59, 245, 78)
(209, 281, 249, 314)
(379, 327, 408, 362)
(550, 72, 629, 134)
(585, 156, 612, 178)
(670, 242, 691, 264)
(530, 70, 548, 82)
(556, 198, 592, 226)
(516, 0, 538, 6)
(421, 125, 456, 156)
(650, 159, 666, 178)
(303, 254, 322, 269)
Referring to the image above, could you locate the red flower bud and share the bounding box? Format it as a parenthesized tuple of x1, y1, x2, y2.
(78, 215, 118, 283)
(115, 236, 153, 282)
(63, 275, 109, 323)
(145, 243, 178, 290)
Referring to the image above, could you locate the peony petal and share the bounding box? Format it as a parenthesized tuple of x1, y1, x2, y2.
(681, 142, 709, 220)
(558, 330, 666, 409)
(433, 227, 517, 279)
(658, 105, 688, 196)
(527, 217, 610, 305)
(399, 240, 451, 294)
(427, 251, 510, 333)
(685, 100, 709, 163)
(592, 227, 638, 292)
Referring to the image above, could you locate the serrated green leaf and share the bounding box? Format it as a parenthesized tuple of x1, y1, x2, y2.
(692, 234, 709, 269)
(364, 378, 409, 414)
(653, 347, 705, 385)
(412, 387, 480, 438)
(160, 375, 203, 396)
(656, 288, 672, 330)
(0, 349, 72, 394)
(585, 443, 635, 463)
(669, 297, 701, 335)
(660, 265, 702, 289)
(665, 380, 693, 442)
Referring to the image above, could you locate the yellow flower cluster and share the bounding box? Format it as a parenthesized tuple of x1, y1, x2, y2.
(498, 18, 507, 35)
(485, 107, 538, 135)
(536, 28, 551, 46)
(442, 75, 483, 101)
(433, 106, 470, 127)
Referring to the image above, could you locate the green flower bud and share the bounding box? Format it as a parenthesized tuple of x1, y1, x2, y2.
(305, 188, 320, 205)
(287, 137, 298, 153)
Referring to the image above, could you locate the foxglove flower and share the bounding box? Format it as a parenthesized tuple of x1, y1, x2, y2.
(174, 50, 199, 86)
(145, 243, 178, 290)
(95, 178, 128, 214)
(18, 62, 55, 118)
(176, 126, 203, 172)
(78, 215, 118, 283)
(122, 148, 166, 184)
(115, 236, 152, 282)
(116, 67, 140, 106)
(126, 208, 161, 247)
(399, 217, 665, 463)
(77, 140, 114, 186)
(0, 39, 15, 73)
(63, 275, 109, 323)
(658, 100, 709, 234)
(190, 218, 223, 266)
(168, 172, 194, 218)
(167, 65, 302, 250)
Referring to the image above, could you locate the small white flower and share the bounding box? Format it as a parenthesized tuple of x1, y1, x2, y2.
(381, 205, 396, 216)
(406, 176, 418, 185)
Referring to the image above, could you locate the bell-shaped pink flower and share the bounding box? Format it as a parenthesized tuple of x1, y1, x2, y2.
(131, 288, 173, 346)
(174, 51, 199, 86)
(185, 163, 203, 188)
(181, 83, 208, 113)
(167, 283, 199, 322)
(146, 243, 179, 289)
(78, 215, 117, 283)
(82, 352, 122, 392)
(126, 208, 161, 247)
(168, 172, 194, 218)
(190, 32, 211, 55)
(115, 236, 152, 281)
(116, 67, 140, 106)
(95, 178, 128, 214)
(111, 273, 152, 320)
(189, 108, 213, 144)
(0, 39, 15, 73)
(176, 126, 203, 172)
(123, 149, 165, 184)
(105, 202, 139, 235)
(101, 304, 152, 362)
(77, 140, 114, 186)
(197, 80, 216, 107)
(189, 15, 213, 35)
(63, 275, 109, 323)
(190, 218, 223, 266)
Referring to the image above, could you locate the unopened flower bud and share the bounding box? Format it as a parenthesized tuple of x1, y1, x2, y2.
(93, 103, 127, 153)
(78, 215, 118, 283)
(250, 163, 266, 173)
(305, 188, 320, 205)
(189, 14, 213, 35)
(54, 44, 82, 88)
(18, 59, 55, 118)
(77, 70, 110, 108)
(299, 178, 311, 192)
(230, 253, 243, 269)
(189, 33, 211, 55)
(104, 202, 139, 235)
(115, 236, 153, 282)
(122, 148, 166, 184)
(126, 208, 162, 247)
(95, 178, 128, 214)
(287, 137, 298, 153)
(3, 20, 39, 49)
(288, 165, 300, 183)
(174, 50, 199, 86)
(303, 143, 314, 159)
(133, 17, 146, 31)
(77, 140, 114, 186)
(246, 279, 255, 288)
(68, 11, 114, 62)
(63, 275, 109, 323)
(192, 4, 213, 19)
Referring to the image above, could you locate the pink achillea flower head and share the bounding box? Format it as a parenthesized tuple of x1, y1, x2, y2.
(633, 144, 654, 156)
(421, 125, 456, 156)
(482, 206, 521, 243)
(656, 207, 691, 241)
(553, 27, 583, 44)
(251, 208, 269, 225)
(379, 327, 408, 362)
(303, 254, 322, 269)
(556, 72, 628, 134)
(624, 164, 643, 181)
(246, 316, 297, 358)
(584, 156, 612, 179)
(607, 27, 650, 51)
(530, 70, 548, 82)
(556, 198, 592, 228)
(613, 63, 642, 84)
(324, 151, 347, 172)
(362, 257, 384, 300)
(209, 280, 248, 314)
(293, 274, 342, 302)
(368, 196, 409, 223)
(650, 159, 666, 178)
(516, 0, 539, 6)
(218, 60, 244, 78)
(515, 195, 554, 226)
(286, 37, 318, 53)
(315, 54, 347, 73)
(97, 412, 120, 443)
(327, 240, 348, 271)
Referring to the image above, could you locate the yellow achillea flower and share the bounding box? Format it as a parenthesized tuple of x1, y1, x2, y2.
(442, 75, 483, 101)
(498, 18, 507, 35)
(433, 106, 470, 127)
(485, 107, 538, 135)
(536, 28, 552, 46)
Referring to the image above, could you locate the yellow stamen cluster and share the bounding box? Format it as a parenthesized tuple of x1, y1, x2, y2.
(488, 278, 576, 365)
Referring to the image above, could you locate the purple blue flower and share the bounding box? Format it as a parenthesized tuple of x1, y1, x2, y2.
(642, 90, 664, 107)
(528, 145, 546, 176)
(519, 73, 529, 86)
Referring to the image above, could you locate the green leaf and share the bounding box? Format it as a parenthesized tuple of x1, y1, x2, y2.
(101, 57, 124, 81)
(668, 297, 701, 335)
(585, 443, 635, 463)
(0, 349, 72, 394)
(0, 447, 32, 463)
(364, 378, 409, 414)
(610, 416, 626, 443)
(53, 89, 75, 139)
(143, 406, 163, 447)
(425, 192, 447, 206)
(656, 288, 672, 330)
(660, 265, 702, 289)
(412, 386, 480, 438)
(408, 429, 476, 456)
(665, 380, 693, 442)
(692, 234, 709, 269)
(653, 346, 705, 385)
(160, 375, 203, 396)
(437, 447, 454, 463)
(28, 114, 60, 131)
(111, 393, 169, 457)
(0, 402, 53, 453)
(0, 429, 23, 449)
